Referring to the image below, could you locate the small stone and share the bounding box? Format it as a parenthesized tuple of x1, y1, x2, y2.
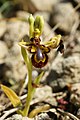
(34, 85, 57, 106)
(5, 114, 22, 120)
(28, 0, 60, 12)
(34, 85, 52, 99)
(5, 115, 33, 120)
(70, 83, 80, 106)
(3, 42, 27, 82)
(4, 20, 29, 47)
(32, 70, 38, 80)
(0, 21, 7, 37)
(34, 113, 51, 120)
(34, 12, 50, 22)
(0, 41, 8, 63)
(77, 108, 80, 119)
(50, 3, 79, 33)
(46, 55, 80, 92)
(43, 22, 54, 41)
(16, 11, 30, 20)
(22, 117, 34, 120)
(11, 114, 22, 120)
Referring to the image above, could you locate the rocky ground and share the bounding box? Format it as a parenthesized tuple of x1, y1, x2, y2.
(0, 0, 80, 120)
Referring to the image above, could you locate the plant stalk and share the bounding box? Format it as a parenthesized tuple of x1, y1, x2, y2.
(22, 65, 33, 116)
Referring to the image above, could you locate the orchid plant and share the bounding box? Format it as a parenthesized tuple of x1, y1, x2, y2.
(0, 14, 64, 117)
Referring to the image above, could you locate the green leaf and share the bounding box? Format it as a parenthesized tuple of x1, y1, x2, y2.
(1, 84, 22, 107)
(34, 71, 44, 84)
(32, 71, 44, 94)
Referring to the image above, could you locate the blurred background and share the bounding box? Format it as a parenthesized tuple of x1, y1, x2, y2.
(0, 0, 80, 119)
(0, 0, 80, 93)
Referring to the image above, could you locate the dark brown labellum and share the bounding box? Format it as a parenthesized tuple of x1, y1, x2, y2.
(25, 36, 64, 68)
(36, 48, 44, 61)
(31, 53, 48, 68)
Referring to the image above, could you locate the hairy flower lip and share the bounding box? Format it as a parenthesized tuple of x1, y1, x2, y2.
(31, 53, 48, 68)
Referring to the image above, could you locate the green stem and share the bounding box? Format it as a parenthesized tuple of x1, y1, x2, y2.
(20, 47, 33, 116)
(23, 90, 32, 116)
(22, 71, 44, 116)
(20, 47, 44, 117)
(22, 69, 32, 116)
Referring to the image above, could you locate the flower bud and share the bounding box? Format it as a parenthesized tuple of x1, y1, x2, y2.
(28, 14, 34, 38)
(34, 16, 44, 36)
